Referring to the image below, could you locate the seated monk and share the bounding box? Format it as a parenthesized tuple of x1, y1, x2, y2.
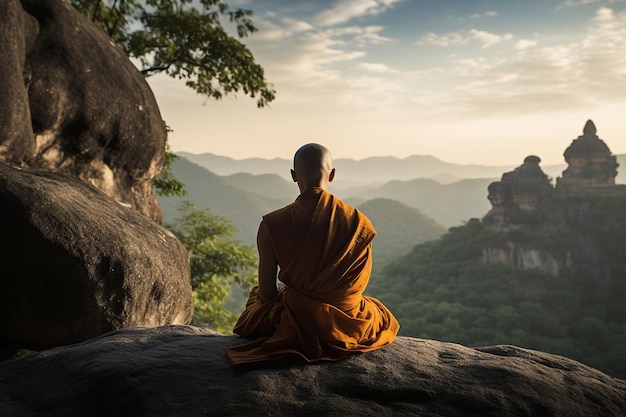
(225, 143, 399, 367)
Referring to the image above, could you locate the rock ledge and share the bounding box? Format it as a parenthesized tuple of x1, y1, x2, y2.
(1, 325, 624, 417)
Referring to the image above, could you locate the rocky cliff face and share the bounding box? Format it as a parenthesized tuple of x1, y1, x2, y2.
(484, 155, 553, 230)
(481, 121, 625, 280)
(1, 0, 166, 222)
(1, 325, 624, 417)
(558, 120, 618, 188)
(481, 243, 560, 276)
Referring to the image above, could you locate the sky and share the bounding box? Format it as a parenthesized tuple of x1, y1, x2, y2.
(146, 0, 626, 166)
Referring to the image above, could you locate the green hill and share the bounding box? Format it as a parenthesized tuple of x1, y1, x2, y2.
(370, 192, 626, 379)
(223, 172, 295, 202)
(159, 158, 448, 271)
(158, 157, 291, 244)
(175, 152, 508, 228)
(351, 177, 494, 227)
(356, 198, 446, 269)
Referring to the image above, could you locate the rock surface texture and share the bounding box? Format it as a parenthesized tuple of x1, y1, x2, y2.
(0, 325, 624, 417)
(0, 162, 193, 357)
(484, 155, 553, 230)
(480, 121, 626, 280)
(558, 120, 618, 188)
(1, 0, 166, 222)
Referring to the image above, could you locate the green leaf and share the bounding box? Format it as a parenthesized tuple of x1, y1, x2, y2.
(165, 201, 256, 331)
(70, 0, 275, 107)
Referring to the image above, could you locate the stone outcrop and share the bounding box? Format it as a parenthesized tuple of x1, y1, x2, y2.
(0, 162, 193, 357)
(485, 120, 625, 233)
(481, 243, 560, 276)
(0, 325, 624, 417)
(1, 0, 166, 222)
(557, 120, 618, 189)
(480, 121, 626, 279)
(483, 155, 553, 230)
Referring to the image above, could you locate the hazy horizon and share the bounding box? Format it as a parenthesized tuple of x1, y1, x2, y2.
(178, 149, 625, 167)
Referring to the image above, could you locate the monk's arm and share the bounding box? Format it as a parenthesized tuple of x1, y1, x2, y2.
(256, 220, 278, 303)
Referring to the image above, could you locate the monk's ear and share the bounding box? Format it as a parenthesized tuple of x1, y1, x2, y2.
(328, 168, 335, 183)
(290, 169, 297, 182)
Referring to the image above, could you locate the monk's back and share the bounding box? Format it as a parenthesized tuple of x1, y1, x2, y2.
(225, 144, 399, 368)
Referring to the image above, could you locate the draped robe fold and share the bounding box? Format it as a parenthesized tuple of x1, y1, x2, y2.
(225, 188, 399, 367)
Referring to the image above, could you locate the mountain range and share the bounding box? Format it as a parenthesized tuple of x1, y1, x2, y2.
(160, 152, 626, 266)
(178, 151, 575, 186)
(158, 157, 448, 268)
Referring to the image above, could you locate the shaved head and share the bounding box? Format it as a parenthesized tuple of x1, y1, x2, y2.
(291, 143, 335, 192)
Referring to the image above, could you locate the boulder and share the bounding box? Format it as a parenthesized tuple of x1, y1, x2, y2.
(1, 0, 167, 222)
(0, 325, 624, 417)
(0, 162, 193, 356)
(558, 120, 618, 188)
(483, 155, 554, 230)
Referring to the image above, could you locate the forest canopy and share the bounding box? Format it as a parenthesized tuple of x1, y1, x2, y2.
(369, 210, 626, 379)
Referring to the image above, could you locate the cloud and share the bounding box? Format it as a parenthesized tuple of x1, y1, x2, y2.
(418, 32, 469, 47)
(247, 3, 626, 120)
(470, 29, 514, 48)
(469, 11, 498, 19)
(313, 0, 404, 27)
(281, 18, 314, 33)
(593, 5, 616, 21)
(557, 0, 625, 10)
(441, 7, 626, 116)
(418, 29, 513, 48)
(324, 25, 395, 46)
(558, 0, 605, 8)
(515, 39, 538, 50)
(359, 62, 399, 73)
(242, 23, 386, 103)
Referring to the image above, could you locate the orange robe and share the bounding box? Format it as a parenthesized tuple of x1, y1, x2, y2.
(225, 188, 399, 367)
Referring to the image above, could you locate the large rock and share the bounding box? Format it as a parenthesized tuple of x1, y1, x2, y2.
(0, 162, 193, 356)
(0, 325, 624, 417)
(484, 155, 554, 230)
(1, 0, 166, 222)
(558, 120, 618, 189)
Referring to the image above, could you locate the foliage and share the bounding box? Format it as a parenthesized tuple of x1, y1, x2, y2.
(70, 0, 275, 107)
(372, 207, 626, 379)
(71, 1, 276, 196)
(153, 132, 187, 197)
(157, 157, 288, 244)
(166, 201, 256, 332)
(67, 3, 277, 330)
(356, 197, 446, 274)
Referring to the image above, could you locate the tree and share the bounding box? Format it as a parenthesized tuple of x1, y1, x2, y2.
(166, 201, 257, 332)
(69, 0, 275, 107)
(154, 127, 187, 197)
(71, 1, 270, 329)
(70, 0, 277, 196)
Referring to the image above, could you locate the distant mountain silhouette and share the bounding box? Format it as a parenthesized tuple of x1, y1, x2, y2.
(160, 156, 474, 239)
(164, 154, 626, 238)
(356, 198, 446, 269)
(178, 152, 291, 177)
(346, 178, 493, 227)
(223, 172, 295, 202)
(158, 158, 292, 244)
(159, 158, 448, 278)
(178, 151, 580, 187)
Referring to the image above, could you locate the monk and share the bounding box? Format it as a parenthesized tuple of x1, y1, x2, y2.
(225, 143, 399, 367)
